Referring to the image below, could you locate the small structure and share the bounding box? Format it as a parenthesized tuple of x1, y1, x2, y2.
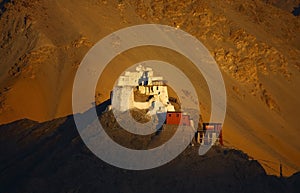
(165, 112, 191, 126)
(196, 123, 223, 146)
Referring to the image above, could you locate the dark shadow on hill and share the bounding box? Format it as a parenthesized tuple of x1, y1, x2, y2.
(0, 0, 12, 17)
(96, 99, 111, 116)
(292, 4, 300, 16)
(0, 100, 300, 193)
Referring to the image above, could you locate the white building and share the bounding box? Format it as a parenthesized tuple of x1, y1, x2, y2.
(116, 65, 164, 87)
(111, 65, 175, 113)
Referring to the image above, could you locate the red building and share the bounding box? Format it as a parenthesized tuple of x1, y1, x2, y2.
(165, 112, 191, 126)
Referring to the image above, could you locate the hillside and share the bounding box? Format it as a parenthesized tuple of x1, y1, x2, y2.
(0, 0, 299, 176)
(0, 110, 300, 193)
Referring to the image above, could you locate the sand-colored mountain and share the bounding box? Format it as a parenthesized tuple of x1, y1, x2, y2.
(0, 0, 299, 175)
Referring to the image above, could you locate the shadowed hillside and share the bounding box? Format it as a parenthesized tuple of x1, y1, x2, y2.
(0, 110, 300, 193)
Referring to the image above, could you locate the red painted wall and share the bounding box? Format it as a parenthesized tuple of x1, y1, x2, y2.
(166, 112, 190, 126)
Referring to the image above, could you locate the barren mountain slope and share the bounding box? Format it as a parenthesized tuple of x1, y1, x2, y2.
(0, 0, 299, 175)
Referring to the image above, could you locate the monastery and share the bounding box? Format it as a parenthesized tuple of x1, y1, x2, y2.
(110, 64, 223, 146)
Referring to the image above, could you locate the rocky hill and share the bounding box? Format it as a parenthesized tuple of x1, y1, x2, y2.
(0, 109, 300, 193)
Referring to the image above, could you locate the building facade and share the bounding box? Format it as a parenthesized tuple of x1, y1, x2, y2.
(111, 65, 175, 114)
